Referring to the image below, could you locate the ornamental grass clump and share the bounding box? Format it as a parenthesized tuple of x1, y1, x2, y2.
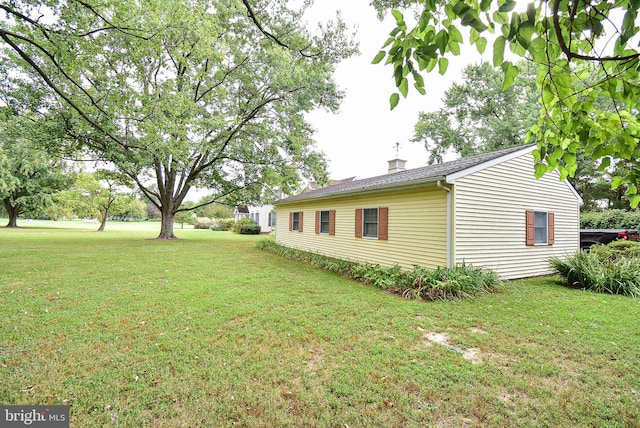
(257, 239, 501, 301)
(550, 244, 640, 297)
(399, 264, 501, 301)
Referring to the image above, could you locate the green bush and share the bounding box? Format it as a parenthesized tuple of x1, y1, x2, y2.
(211, 218, 235, 231)
(230, 217, 261, 234)
(580, 209, 640, 229)
(550, 247, 640, 297)
(232, 217, 259, 234)
(590, 240, 640, 261)
(256, 239, 501, 301)
(237, 223, 261, 235)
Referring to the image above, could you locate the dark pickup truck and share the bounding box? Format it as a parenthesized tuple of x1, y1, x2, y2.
(580, 229, 640, 251)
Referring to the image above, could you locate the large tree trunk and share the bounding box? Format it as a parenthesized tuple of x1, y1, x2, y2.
(4, 200, 19, 228)
(151, 164, 187, 240)
(157, 207, 177, 240)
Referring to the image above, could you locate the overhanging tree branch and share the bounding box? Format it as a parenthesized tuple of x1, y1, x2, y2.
(552, 0, 640, 63)
(0, 31, 129, 149)
(74, 0, 152, 40)
(241, 0, 318, 58)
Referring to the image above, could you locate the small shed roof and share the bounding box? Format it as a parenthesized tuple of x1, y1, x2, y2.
(277, 145, 536, 204)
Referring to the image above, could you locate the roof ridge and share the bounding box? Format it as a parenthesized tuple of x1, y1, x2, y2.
(277, 144, 535, 203)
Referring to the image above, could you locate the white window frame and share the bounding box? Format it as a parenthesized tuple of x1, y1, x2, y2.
(362, 207, 379, 239)
(319, 210, 330, 234)
(534, 211, 548, 245)
(292, 212, 300, 231)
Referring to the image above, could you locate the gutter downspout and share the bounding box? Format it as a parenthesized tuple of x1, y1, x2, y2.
(437, 180, 453, 268)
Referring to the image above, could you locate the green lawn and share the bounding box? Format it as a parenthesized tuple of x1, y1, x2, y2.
(1, 221, 639, 427)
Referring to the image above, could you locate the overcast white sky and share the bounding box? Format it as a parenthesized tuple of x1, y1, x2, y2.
(303, 1, 489, 180)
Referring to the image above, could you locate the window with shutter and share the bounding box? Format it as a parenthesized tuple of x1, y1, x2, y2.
(316, 210, 336, 235)
(291, 212, 302, 232)
(526, 210, 554, 246)
(355, 207, 388, 240)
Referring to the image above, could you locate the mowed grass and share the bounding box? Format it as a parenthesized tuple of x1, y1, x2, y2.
(1, 221, 639, 427)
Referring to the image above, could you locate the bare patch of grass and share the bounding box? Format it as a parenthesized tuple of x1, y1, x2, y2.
(422, 331, 484, 364)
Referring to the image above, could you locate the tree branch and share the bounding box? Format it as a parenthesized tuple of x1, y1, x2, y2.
(0, 30, 131, 150)
(195, 57, 249, 103)
(74, 0, 152, 40)
(552, 0, 640, 63)
(241, 0, 318, 59)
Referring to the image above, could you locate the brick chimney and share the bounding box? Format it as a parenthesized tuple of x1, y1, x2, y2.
(387, 158, 407, 174)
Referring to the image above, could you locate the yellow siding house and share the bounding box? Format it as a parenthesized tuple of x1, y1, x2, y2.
(274, 145, 582, 280)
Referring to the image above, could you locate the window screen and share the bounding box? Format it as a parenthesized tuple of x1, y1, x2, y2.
(363, 208, 378, 238)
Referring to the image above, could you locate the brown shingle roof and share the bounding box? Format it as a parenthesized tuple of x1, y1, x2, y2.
(307, 177, 356, 191)
(276, 145, 534, 204)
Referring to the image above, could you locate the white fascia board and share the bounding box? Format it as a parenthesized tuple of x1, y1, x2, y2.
(445, 145, 537, 184)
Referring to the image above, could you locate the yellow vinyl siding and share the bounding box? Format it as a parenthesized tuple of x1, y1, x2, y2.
(275, 186, 447, 270)
(453, 152, 580, 279)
